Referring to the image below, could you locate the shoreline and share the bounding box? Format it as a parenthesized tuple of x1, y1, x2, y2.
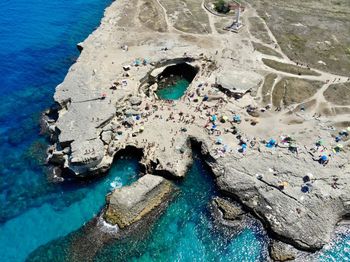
(43, 0, 350, 259)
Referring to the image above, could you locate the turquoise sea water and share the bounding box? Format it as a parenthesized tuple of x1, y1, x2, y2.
(157, 79, 190, 100)
(93, 153, 268, 261)
(0, 156, 140, 262)
(0, 0, 350, 261)
(26, 150, 269, 261)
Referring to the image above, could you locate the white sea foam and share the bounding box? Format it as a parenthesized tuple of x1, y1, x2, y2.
(97, 216, 119, 234)
(110, 177, 123, 190)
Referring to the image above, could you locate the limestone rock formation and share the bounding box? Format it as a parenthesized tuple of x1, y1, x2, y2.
(45, 0, 350, 254)
(104, 174, 174, 228)
(269, 240, 297, 261)
(213, 148, 350, 251)
(213, 197, 245, 221)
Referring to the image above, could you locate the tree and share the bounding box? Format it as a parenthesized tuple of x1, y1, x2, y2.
(214, 0, 229, 14)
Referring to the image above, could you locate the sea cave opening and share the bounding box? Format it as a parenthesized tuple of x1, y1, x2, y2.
(156, 62, 199, 100)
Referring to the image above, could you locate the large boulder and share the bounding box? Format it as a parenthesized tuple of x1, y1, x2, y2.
(216, 68, 263, 95)
(104, 174, 174, 228)
(269, 240, 297, 261)
(68, 139, 105, 174)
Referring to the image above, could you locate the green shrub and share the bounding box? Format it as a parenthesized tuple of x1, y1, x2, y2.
(214, 0, 230, 14)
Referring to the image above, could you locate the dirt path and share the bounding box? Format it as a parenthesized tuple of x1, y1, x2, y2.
(201, 0, 219, 35)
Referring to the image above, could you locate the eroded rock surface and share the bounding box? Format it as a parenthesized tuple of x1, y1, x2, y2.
(269, 240, 297, 261)
(104, 174, 174, 228)
(45, 0, 350, 254)
(213, 147, 350, 250)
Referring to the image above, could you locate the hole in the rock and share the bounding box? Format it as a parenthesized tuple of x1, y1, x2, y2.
(156, 63, 198, 100)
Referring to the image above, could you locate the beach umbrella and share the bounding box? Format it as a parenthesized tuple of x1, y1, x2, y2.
(234, 115, 241, 122)
(212, 124, 217, 129)
(211, 115, 217, 121)
(223, 144, 229, 152)
(301, 185, 309, 193)
(334, 144, 343, 153)
(256, 173, 263, 180)
(139, 126, 144, 132)
(222, 115, 228, 121)
(289, 144, 298, 150)
(340, 129, 349, 136)
(269, 139, 276, 145)
(316, 140, 324, 146)
(266, 139, 276, 148)
(216, 138, 223, 144)
(320, 155, 328, 161)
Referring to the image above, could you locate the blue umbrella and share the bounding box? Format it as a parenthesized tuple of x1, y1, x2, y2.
(234, 115, 241, 122)
(216, 138, 223, 144)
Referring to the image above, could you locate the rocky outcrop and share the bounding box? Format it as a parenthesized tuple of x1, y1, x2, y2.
(215, 68, 263, 98)
(212, 197, 245, 221)
(269, 240, 297, 261)
(45, 0, 350, 254)
(213, 148, 350, 251)
(104, 174, 174, 228)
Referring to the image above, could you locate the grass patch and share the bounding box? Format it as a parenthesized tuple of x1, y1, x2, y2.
(272, 77, 323, 107)
(262, 58, 321, 76)
(323, 82, 350, 106)
(248, 17, 273, 45)
(252, 42, 282, 58)
(138, 0, 167, 32)
(261, 73, 277, 105)
(246, 0, 350, 76)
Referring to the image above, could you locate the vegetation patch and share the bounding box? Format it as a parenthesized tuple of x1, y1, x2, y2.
(323, 82, 350, 106)
(252, 42, 282, 58)
(214, 0, 230, 14)
(262, 58, 320, 76)
(161, 0, 211, 34)
(272, 77, 323, 107)
(248, 17, 273, 45)
(246, 0, 350, 76)
(261, 73, 277, 105)
(138, 0, 167, 32)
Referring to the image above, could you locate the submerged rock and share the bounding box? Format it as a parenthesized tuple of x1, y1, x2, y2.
(104, 174, 174, 228)
(269, 240, 297, 261)
(213, 197, 245, 221)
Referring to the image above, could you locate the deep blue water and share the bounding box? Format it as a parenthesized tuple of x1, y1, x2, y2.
(0, 0, 349, 261)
